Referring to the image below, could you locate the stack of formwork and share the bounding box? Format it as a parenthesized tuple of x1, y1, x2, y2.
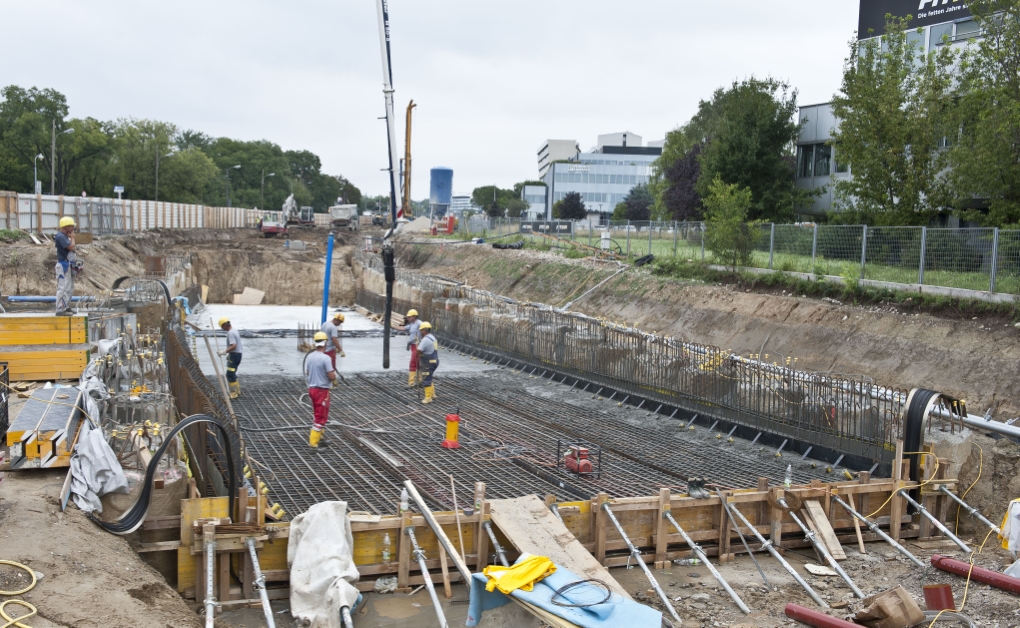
(0, 313, 89, 381)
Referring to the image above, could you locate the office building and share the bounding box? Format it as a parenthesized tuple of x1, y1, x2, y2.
(537, 140, 580, 177)
(450, 195, 478, 217)
(541, 133, 661, 220)
(521, 185, 547, 219)
(796, 1, 978, 215)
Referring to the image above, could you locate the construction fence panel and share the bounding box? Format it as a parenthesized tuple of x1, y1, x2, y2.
(863, 227, 923, 285)
(770, 224, 817, 273)
(0, 192, 260, 234)
(994, 229, 1020, 294)
(922, 228, 994, 291)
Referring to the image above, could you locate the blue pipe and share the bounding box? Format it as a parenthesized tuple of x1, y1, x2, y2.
(321, 231, 335, 324)
(6, 296, 95, 302)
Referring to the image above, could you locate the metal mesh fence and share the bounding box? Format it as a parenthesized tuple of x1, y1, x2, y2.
(0, 362, 8, 439)
(864, 227, 922, 284)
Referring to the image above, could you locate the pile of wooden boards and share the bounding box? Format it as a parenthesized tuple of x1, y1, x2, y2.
(0, 313, 89, 381)
(353, 305, 404, 327)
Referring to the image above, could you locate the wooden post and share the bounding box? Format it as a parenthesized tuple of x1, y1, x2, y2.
(718, 491, 733, 562)
(397, 511, 412, 589)
(858, 471, 871, 519)
(935, 457, 950, 536)
(756, 477, 769, 528)
(919, 444, 936, 538)
(474, 482, 488, 568)
(594, 493, 609, 565)
(218, 551, 231, 605)
(770, 488, 784, 550)
(848, 493, 866, 554)
(890, 439, 905, 543)
(654, 488, 670, 568)
(438, 544, 453, 599)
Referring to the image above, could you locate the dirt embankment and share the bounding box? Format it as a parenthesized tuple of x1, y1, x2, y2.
(0, 228, 358, 306)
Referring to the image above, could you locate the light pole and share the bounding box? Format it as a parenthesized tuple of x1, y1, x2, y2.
(155, 151, 174, 203)
(261, 169, 275, 210)
(225, 164, 241, 207)
(33, 153, 44, 194)
(50, 122, 74, 194)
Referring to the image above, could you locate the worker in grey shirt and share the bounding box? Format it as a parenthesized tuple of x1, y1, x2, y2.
(306, 331, 337, 449)
(320, 309, 345, 375)
(217, 317, 243, 399)
(396, 308, 422, 387)
(417, 322, 438, 404)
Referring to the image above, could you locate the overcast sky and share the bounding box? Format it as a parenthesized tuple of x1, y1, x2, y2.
(4, 1, 859, 201)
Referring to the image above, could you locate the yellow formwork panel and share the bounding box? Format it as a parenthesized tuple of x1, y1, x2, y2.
(0, 329, 87, 345)
(0, 348, 89, 381)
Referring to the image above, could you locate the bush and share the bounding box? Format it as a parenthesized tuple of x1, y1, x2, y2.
(0, 229, 25, 244)
(702, 177, 756, 269)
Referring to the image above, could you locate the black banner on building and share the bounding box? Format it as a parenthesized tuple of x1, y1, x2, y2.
(520, 221, 573, 236)
(859, 0, 971, 37)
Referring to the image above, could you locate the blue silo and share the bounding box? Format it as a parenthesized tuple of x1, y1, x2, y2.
(430, 167, 453, 217)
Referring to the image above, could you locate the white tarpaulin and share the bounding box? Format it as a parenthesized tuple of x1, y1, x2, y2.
(288, 501, 361, 627)
(69, 381, 127, 513)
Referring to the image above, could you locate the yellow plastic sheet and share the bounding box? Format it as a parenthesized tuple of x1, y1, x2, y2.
(483, 554, 557, 594)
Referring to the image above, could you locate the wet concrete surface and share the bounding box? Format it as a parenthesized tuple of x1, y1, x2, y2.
(191, 305, 379, 331)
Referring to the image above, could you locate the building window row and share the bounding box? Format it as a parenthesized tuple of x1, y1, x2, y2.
(524, 194, 546, 204)
(577, 158, 644, 166)
(553, 191, 618, 204)
(554, 172, 649, 185)
(797, 143, 849, 178)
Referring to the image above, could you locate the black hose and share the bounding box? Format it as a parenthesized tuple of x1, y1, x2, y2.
(89, 413, 239, 535)
(904, 389, 939, 483)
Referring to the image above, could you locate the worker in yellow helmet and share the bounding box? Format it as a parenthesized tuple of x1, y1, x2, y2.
(55, 216, 77, 315)
(320, 309, 346, 377)
(216, 317, 243, 398)
(306, 331, 337, 448)
(396, 308, 421, 387)
(417, 322, 438, 404)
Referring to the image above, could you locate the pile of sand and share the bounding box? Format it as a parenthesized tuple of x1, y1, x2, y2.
(401, 216, 433, 233)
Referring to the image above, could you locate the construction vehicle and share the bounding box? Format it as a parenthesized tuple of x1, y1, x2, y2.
(329, 203, 360, 230)
(257, 213, 287, 238)
(281, 194, 315, 227)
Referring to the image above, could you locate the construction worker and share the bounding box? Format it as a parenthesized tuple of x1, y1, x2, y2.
(217, 317, 243, 399)
(396, 309, 421, 387)
(417, 322, 438, 404)
(54, 216, 77, 315)
(320, 310, 346, 375)
(306, 331, 337, 449)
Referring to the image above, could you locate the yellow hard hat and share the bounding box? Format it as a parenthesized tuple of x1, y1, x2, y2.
(218, 317, 230, 327)
(406, 309, 418, 317)
(333, 311, 345, 322)
(59, 217, 76, 228)
(419, 321, 432, 331)
(313, 331, 328, 342)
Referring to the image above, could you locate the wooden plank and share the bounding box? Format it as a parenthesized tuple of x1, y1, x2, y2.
(594, 493, 608, 565)
(654, 488, 669, 568)
(770, 488, 784, 549)
(135, 540, 182, 553)
(397, 510, 412, 589)
(488, 494, 630, 600)
(890, 440, 905, 543)
(437, 543, 452, 599)
(847, 493, 866, 554)
(803, 500, 846, 560)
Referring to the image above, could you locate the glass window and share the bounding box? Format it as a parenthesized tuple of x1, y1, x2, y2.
(955, 19, 980, 39)
(797, 145, 814, 178)
(814, 144, 832, 177)
(906, 29, 924, 52)
(834, 147, 849, 174)
(929, 23, 952, 51)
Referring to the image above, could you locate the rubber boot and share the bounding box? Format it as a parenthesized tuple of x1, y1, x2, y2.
(408, 371, 417, 387)
(422, 385, 435, 405)
(309, 428, 322, 448)
(229, 381, 240, 399)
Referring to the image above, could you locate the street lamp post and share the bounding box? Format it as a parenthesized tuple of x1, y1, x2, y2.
(261, 169, 276, 210)
(50, 122, 74, 194)
(33, 153, 44, 195)
(225, 164, 241, 207)
(155, 151, 174, 203)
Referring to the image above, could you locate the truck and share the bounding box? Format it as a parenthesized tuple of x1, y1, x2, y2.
(329, 204, 360, 230)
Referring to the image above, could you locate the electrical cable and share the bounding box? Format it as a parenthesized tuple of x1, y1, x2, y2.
(956, 444, 982, 534)
(549, 578, 614, 608)
(89, 413, 239, 535)
(927, 528, 996, 627)
(0, 560, 38, 628)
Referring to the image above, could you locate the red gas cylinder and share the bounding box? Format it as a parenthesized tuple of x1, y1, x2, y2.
(564, 446, 592, 474)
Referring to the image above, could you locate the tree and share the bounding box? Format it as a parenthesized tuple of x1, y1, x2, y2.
(657, 143, 704, 222)
(651, 77, 808, 223)
(554, 191, 586, 220)
(623, 183, 653, 221)
(703, 176, 755, 269)
(831, 16, 957, 225)
(0, 86, 70, 193)
(950, 1, 1020, 226)
(611, 202, 627, 220)
(504, 197, 529, 218)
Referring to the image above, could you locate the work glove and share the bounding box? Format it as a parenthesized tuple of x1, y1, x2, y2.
(340, 351, 346, 358)
(217, 351, 226, 357)
(406, 341, 412, 351)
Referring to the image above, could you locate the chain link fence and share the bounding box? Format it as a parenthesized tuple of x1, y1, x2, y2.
(445, 217, 1020, 295)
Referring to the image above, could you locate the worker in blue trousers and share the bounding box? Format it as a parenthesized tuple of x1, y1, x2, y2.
(417, 322, 438, 404)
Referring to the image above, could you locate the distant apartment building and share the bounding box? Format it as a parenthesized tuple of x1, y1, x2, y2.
(796, 1, 980, 215)
(540, 132, 662, 221)
(537, 140, 580, 177)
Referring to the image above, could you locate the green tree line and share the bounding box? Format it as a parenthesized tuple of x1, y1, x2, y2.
(0, 85, 362, 211)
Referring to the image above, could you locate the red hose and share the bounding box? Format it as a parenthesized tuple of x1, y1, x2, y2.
(931, 554, 1020, 595)
(785, 603, 860, 627)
